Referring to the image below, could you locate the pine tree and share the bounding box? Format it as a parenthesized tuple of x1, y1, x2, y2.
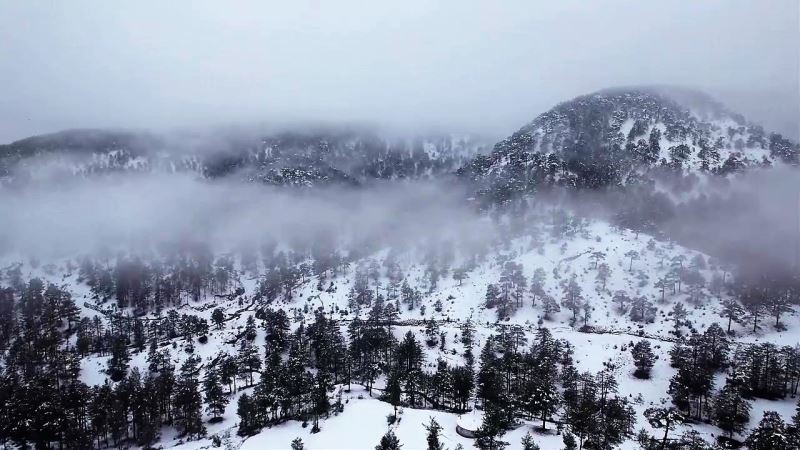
(678, 430, 715, 450)
(244, 315, 258, 341)
(580, 301, 592, 327)
(590, 251, 606, 269)
(291, 437, 305, 450)
(108, 334, 130, 382)
(375, 430, 402, 450)
(451, 365, 474, 412)
(453, 267, 467, 286)
(204, 367, 229, 420)
(211, 308, 225, 329)
(596, 263, 611, 290)
(745, 411, 793, 450)
(237, 393, 256, 436)
(529, 268, 546, 306)
(741, 290, 765, 333)
(720, 298, 744, 333)
(526, 376, 559, 430)
(311, 372, 331, 432)
(237, 339, 261, 387)
(562, 432, 577, 450)
(631, 340, 655, 379)
(612, 290, 630, 312)
(520, 432, 539, 450)
(765, 293, 792, 329)
(219, 352, 238, 393)
(624, 250, 639, 271)
(174, 356, 206, 438)
(459, 318, 476, 349)
(654, 277, 668, 303)
(424, 320, 440, 348)
(644, 407, 684, 449)
(714, 379, 751, 438)
(424, 417, 444, 450)
(629, 296, 655, 323)
(541, 294, 560, 320)
(60, 293, 81, 331)
(561, 275, 584, 323)
(485, 284, 500, 309)
(384, 371, 402, 417)
(137, 373, 162, 447)
(475, 404, 511, 450)
(476, 340, 501, 405)
(671, 302, 687, 334)
(794, 397, 800, 428)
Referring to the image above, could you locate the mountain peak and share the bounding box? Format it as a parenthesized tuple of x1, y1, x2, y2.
(476, 86, 798, 192)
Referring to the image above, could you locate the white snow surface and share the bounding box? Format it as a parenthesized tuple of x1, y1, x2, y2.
(5, 218, 799, 450)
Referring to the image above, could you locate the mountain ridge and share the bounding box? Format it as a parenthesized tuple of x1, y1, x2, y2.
(459, 86, 799, 207)
(2, 87, 796, 192)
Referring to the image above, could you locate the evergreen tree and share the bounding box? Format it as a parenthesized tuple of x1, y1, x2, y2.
(596, 263, 611, 290)
(476, 340, 501, 405)
(204, 367, 229, 420)
(562, 432, 577, 450)
(485, 284, 500, 309)
(590, 251, 606, 269)
(219, 352, 238, 393)
(644, 407, 684, 449)
(384, 371, 402, 416)
(720, 297, 744, 333)
(311, 372, 331, 432)
(624, 250, 639, 271)
(108, 334, 130, 382)
(211, 308, 225, 329)
(671, 302, 687, 334)
(612, 290, 630, 312)
(765, 293, 792, 329)
(529, 268, 547, 307)
(237, 393, 256, 436)
(453, 267, 468, 286)
(424, 417, 444, 450)
(237, 339, 261, 387)
(561, 275, 584, 323)
(745, 411, 794, 450)
(541, 294, 560, 320)
(629, 296, 655, 323)
(475, 404, 511, 450)
(520, 432, 539, 450)
(741, 290, 765, 333)
(631, 340, 655, 379)
(714, 379, 751, 438)
(174, 356, 206, 438)
(375, 430, 402, 450)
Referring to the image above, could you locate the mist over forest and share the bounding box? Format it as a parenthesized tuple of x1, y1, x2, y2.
(1, 2, 799, 450)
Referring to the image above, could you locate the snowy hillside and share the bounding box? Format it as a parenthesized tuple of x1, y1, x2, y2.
(1, 87, 798, 450)
(459, 87, 799, 209)
(0, 128, 489, 188)
(3, 212, 799, 450)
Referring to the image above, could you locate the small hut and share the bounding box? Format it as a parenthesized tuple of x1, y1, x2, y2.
(455, 410, 483, 438)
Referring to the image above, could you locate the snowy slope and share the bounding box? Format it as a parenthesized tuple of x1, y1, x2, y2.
(7, 214, 798, 450)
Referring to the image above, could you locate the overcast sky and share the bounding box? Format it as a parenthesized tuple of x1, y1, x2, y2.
(1, 1, 798, 143)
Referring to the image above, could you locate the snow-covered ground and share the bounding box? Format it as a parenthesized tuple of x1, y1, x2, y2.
(5, 217, 798, 450)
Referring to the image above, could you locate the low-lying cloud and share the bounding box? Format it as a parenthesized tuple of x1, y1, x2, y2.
(0, 172, 491, 260)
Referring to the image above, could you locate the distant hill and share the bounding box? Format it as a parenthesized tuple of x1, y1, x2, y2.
(458, 86, 799, 205)
(0, 127, 489, 187)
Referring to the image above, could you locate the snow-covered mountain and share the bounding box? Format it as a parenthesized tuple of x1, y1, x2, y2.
(459, 87, 799, 206)
(0, 127, 489, 187)
(1, 87, 798, 450)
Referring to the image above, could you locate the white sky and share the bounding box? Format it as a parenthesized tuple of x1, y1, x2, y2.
(1, 0, 798, 142)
